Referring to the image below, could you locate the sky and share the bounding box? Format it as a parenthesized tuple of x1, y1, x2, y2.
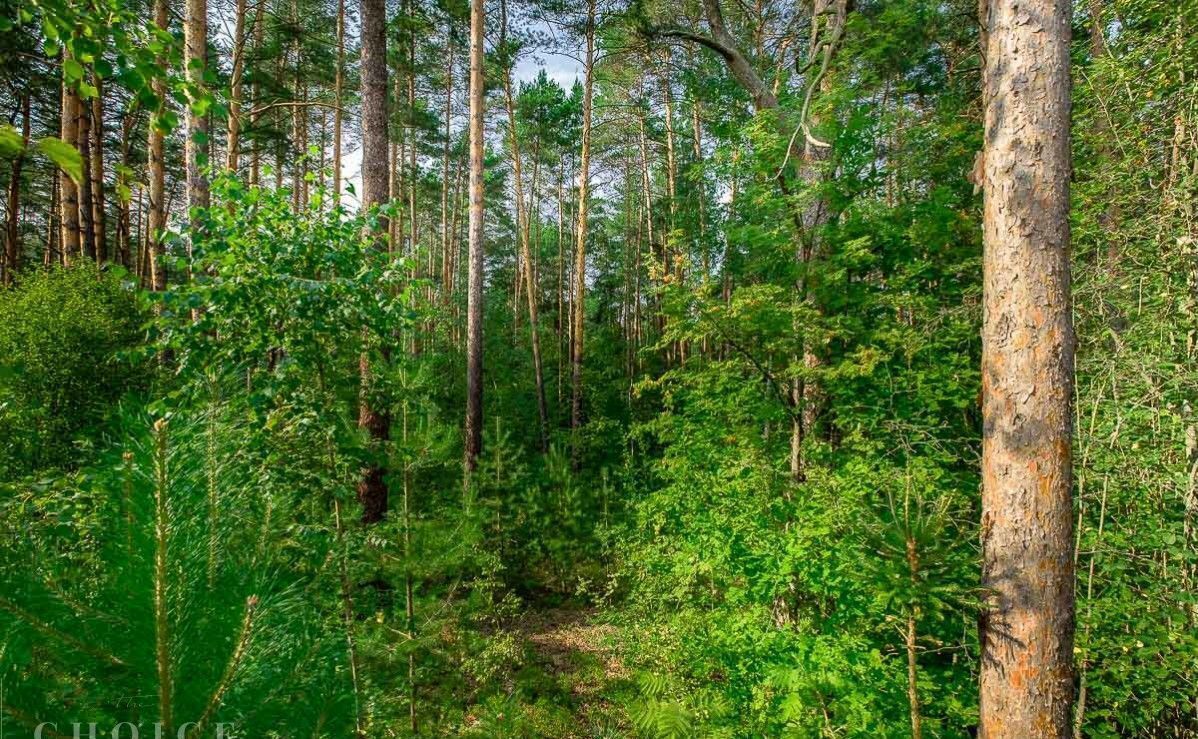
(338, 49, 582, 207)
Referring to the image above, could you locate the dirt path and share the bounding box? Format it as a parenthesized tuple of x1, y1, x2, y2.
(515, 606, 632, 737)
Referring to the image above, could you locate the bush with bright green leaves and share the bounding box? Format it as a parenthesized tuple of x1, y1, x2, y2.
(0, 265, 147, 475)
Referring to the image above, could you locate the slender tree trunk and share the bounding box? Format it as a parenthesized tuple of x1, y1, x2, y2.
(185, 0, 211, 272)
(148, 0, 169, 291)
(570, 0, 596, 467)
(464, 0, 486, 474)
(226, 0, 248, 172)
(401, 396, 417, 734)
(45, 176, 59, 267)
(117, 110, 136, 268)
(906, 611, 922, 739)
(441, 33, 454, 297)
(407, 2, 417, 261)
(291, 0, 303, 212)
(4, 92, 29, 285)
(905, 530, 923, 739)
(977, 1, 1076, 736)
(357, 0, 391, 523)
(77, 94, 96, 261)
(333, 0, 344, 206)
(59, 66, 81, 263)
(500, 0, 549, 452)
(90, 74, 107, 263)
(556, 168, 565, 407)
(333, 500, 366, 739)
(249, 0, 265, 188)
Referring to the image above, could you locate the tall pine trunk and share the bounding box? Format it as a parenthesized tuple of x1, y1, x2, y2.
(59, 60, 81, 263)
(977, 1, 1076, 736)
(463, 0, 486, 474)
(185, 0, 210, 218)
(357, 0, 391, 523)
(569, 0, 595, 467)
(226, 0, 248, 172)
(147, 0, 169, 291)
(332, 0, 344, 206)
(90, 74, 107, 263)
(500, 0, 549, 453)
(77, 94, 96, 261)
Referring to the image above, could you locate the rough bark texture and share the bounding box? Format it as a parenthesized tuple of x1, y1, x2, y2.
(357, 0, 391, 523)
(90, 75, 107, 263)
(978, 1, 1076, 736)
(463, 0, 485, 474)
(147, 0, 169, 291)
(185, 0, 211, 214)
(570, 0, 596, 466)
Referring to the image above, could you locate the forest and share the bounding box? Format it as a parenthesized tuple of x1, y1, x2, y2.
(0, 0, 1195, 735)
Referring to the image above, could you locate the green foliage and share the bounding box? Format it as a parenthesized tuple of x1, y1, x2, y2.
(0, 406, 349, 734)
(0, 265, 147, 475)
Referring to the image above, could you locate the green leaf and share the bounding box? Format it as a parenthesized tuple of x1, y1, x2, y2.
(64, 58, 85, 83)
(38, 137, 83, 184)
(0, 125, 24, 159)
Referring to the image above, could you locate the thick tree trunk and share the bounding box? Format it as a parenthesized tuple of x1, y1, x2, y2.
(4, 92, 29, 285)
(463, 0, 486, 474)
(570, 0, 596, 467)
(147, 0, 169, 291)
(59, 68, 81, 263)
(977, 1, 1076, 736)
(357, 0, 391, 523)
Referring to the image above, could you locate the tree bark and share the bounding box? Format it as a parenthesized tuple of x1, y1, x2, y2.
(59, 67, 81, 264)
(977, 1, 1076, 736)
(249, 0, 265, 188)
(500, 0, 550, 453)
(332, 0, 345, 206)
(464, 0, 486, 474)
(357, 0, 391, 523)
(4, 92, 29, 285)
(147, 0, 169, 291)
(90, 74, 107, 263)
(570, 0, 596, 467)
(226, 0, 248, 172)
(117, 108, 137, 268)
(77, 93, 96, 261)
(185, 0, 211, 216)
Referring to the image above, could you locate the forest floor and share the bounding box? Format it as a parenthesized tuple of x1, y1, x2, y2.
(506, 605, 635, 737)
